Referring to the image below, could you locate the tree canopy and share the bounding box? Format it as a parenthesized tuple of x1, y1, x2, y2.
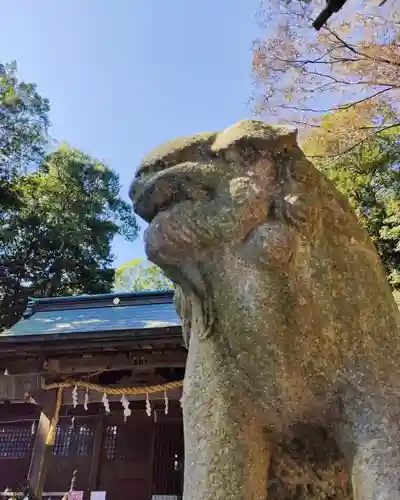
(0, 62, 50, 176)
(0, 61, 50, 208)
(303, 106, 400, 288)
(252, 0, 400, 152)
(0, 62, 138, 329)
(114, 258, 174, 292)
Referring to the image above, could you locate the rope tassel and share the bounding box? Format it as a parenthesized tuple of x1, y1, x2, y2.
(41, 380, 183, 434)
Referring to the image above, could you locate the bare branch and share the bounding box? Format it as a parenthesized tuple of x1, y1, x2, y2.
(337, 87, 394, 109)
(309, 122, 400, 159)
(326, 27, 400, 69)
(261, 87, 393, 114)
(252, 0, 400, 157)
(305, 71, 399, 89)
(292, 120, 321, 128)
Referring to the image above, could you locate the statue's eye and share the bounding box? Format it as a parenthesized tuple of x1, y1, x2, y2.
(208, 150, 221, 160)
(243, 144, 256, 156)
(136, 159, 166, 179)
(154, 159, 167, 171)
(241, 145, 263, 163)
(197, 146, 221, 162)
(203, 186, 215, 199)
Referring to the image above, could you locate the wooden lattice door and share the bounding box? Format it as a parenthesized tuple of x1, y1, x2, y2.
(152, 419, 184, 498)
(0, 420, 37, 490)
(45, 416, 96, 493)
(97, 412, 154, 500)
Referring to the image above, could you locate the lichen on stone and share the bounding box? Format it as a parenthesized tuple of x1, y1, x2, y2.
(131, 119, 400, 500)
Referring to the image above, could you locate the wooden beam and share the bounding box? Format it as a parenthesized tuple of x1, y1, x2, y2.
(27, 390, 58, 500)
(1, 349, 187, 376)
(0, 374, 42, 402)
(45, 350, 186, 374)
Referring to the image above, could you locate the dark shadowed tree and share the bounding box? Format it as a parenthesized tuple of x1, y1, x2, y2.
(0, 145, 139, 329)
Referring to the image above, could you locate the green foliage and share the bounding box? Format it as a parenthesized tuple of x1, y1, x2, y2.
(303, 110, 400, 289)
(0, 61, 50, 177)
(0, 61, 140, 329)
(0, 146, 139, 329)
(0, 61, 50, 211)
(114, 258, 174, 292)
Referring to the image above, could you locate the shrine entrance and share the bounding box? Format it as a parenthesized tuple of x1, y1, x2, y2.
(0, 403, 184, 500)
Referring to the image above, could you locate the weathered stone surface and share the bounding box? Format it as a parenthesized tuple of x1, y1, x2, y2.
(130, 120, 400, 500)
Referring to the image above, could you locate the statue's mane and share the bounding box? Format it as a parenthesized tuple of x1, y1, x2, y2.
(142, 120, 397, 348)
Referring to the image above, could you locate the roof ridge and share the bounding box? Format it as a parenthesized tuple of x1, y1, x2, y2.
(23, 290, 175, 317)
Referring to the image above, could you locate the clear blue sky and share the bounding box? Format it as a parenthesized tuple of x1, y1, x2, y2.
(1, 0, 261, 267)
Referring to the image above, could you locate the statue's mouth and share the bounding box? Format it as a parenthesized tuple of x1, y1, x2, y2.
(130, 163, 216, 223)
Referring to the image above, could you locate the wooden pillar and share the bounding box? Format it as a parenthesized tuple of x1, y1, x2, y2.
(28, 390, 59, 500)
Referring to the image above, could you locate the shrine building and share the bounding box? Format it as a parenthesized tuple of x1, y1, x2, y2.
(0, 290, 186, 500)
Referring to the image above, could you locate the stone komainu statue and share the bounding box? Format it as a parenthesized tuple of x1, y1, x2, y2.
(130, 120, 400, 500)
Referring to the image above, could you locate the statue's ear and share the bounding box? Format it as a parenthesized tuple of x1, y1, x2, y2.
(211, 120, 298, 156)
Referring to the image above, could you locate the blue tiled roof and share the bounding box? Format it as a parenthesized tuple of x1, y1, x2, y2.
(1, 290, 181, 338)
